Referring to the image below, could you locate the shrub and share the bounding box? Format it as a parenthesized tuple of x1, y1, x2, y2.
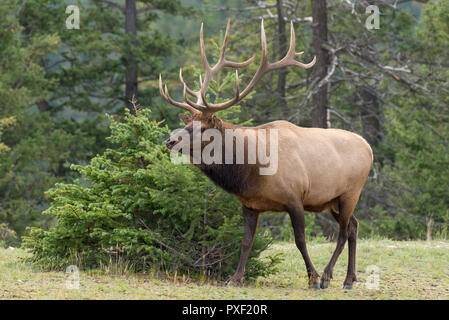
(0, 222, 18, 247)
(23, 108, 278, 280)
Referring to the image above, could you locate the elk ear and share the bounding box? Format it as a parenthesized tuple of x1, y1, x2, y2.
(178, 113, 192, 125)
(213, 117, 223, 130)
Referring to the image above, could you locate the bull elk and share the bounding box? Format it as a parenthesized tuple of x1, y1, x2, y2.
(159, 20, 373, 289)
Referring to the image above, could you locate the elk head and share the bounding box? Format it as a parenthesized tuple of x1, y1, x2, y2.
(160, 20, 316, 154)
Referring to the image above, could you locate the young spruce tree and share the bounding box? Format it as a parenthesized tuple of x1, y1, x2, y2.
(24, 108, 279, 280)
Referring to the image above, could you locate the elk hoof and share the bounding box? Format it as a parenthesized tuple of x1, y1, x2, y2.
(309, 284, 320, 290)
(342, 285, 353, 290)
(320, 280, 330, 289)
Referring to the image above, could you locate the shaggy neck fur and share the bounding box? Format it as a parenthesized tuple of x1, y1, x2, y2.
(187, 120, 262, 195)
(196, 163, 256, 195)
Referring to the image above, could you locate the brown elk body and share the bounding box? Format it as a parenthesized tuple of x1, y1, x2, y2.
(160, 21, 373, 289)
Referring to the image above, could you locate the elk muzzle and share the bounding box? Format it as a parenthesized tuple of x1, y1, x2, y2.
(165, 137, 178, 150)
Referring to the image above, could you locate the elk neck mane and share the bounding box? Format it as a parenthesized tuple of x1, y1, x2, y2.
(194, 123, 261, 195)
(196, 163, 256, 195)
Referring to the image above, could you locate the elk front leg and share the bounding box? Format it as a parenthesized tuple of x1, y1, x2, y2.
(287, 204, 320, 289)
(224, 206, 259, 286)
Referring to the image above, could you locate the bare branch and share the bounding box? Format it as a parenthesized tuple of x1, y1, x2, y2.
(93, 0, 125, 12)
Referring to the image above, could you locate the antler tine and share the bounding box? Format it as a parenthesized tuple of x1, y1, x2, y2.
(268, 21, 316, 71)
(201, 70, 240, 112)
(223, 55, 256, 69)
(296, 55, 317, 68)
(261, 19, 269, 66)
(219, 20, 231, 62)
(159, 74, 165, 99)
(199, 22, 215, 97)
(200, 23, 210, 72)
(288, 21, 316, 69)
(198, 21, 255, 110)
(234, 20, 271, 100)
(164, 84, 195, 112)
(234, 70, 240, 99)
(218, 20, 256, 69)
(179, 69, 198, 97)
(159, 74, 199, 114)
(287, 21, 296, 57)
(183, 84, 207, 112)
(238, 20, 316, 100)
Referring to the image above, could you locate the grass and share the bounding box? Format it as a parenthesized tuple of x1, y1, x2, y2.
(0, 239, 448, 299)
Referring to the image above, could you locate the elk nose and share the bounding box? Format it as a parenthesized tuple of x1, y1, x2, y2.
(165, 138, 176, 149)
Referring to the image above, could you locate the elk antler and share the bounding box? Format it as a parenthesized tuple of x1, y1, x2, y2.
(159, 20, 316, 114)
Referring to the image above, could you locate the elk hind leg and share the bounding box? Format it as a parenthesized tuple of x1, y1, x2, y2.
(321, 194, 358, 289)
(343, 215, 358, 289)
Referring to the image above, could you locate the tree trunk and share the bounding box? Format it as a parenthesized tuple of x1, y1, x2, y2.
(276, 0, 289, 118)
(125, 0, 138, 115)
(360, 86, 382, 147)
(311, 0, 334, 237)
(311, 0, 329, 128)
